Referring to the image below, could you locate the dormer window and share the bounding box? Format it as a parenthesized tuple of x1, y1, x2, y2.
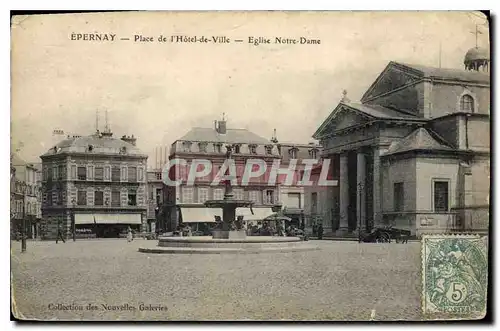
(214, 143, 222, 153)
(119, 146, 127, 154)
(265, 145, 273, 155)
(288, 148, 298, 159)
(234, 144, 241, 154)
(88, 145, 94, 152)
(198, 142, 208, 153)
(182, 141, 192, 152)
(460, 94, 475, 112)
(309, 148, 318, 159)
(249, 144, 257, 154)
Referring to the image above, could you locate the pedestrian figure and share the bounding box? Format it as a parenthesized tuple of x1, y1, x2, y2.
(317, 224, 324, 240)
(127, 226, 133, 242)
(56, 225, 66, 244)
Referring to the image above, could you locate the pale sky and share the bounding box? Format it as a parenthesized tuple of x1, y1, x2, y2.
(11, 11, 489, 165)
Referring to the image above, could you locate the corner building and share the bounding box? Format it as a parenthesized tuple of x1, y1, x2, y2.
(40, 129, 148, 239)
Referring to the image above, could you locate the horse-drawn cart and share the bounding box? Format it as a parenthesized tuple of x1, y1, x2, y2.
(360, 226, 411, 243)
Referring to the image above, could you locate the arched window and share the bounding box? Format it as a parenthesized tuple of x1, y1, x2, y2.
(460, 94, 475, 112)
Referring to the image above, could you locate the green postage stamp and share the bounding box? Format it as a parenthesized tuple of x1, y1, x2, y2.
(422, 234, 488, 320)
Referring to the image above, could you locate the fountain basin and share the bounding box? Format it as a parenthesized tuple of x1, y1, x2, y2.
(212, 230, 247, 240)
(138, 236, 319, 254)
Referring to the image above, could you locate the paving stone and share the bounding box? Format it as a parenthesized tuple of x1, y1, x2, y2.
(11, 239, 422, 321)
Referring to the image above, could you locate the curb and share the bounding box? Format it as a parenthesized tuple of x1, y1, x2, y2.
(138, 245, 320, 254)
(310, 237, 420, 242)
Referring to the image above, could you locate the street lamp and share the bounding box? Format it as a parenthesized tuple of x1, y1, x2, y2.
(71, 198, 76, 241)
(20, 182, 27, 253)
(357, 182, 364, 243)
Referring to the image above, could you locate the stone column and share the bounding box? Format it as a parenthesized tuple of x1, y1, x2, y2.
(372, 148, 382, 228)
(356, 151, 366, 232)
(337, 153, 349, 235)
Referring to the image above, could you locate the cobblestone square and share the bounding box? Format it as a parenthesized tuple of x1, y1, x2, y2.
(11, 239, 423, 321)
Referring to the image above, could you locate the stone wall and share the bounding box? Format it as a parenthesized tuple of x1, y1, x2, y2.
(381, 157, 416, 212)
(430, 83, 490, 118)
(415, 157, 459, 211)
(467, 118, 490, 151)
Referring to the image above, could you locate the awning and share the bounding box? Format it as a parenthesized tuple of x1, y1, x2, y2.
(74, 213, 142, 225)
(236, 207, 274, 221)
(180, 207, 222, 223)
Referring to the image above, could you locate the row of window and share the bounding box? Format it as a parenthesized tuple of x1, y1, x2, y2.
(180, 187, 277, 204)
(11, 181, 41, 197)
(44, 190, 139, 207)
(394, 180, 449, 212)
(180, 141, 320, 159)
(306, 180, 450, 215)
(44, 165, 144, 182)
(76, 190, 137, 206)
(182, 142, 274, 155)
(11, 200, 39, 216)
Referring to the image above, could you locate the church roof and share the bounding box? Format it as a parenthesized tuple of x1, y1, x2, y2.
(41, 133, 146, 157)
(361, 61, 489, 103)
(312, 101, 424, 139)
(384, 127, 453, 156)
(345, 102, 418, 120)
(394, 61, 489, 84)
(178, 127, 271, 145)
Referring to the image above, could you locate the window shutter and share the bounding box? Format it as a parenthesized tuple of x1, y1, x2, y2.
(104, 166, 111, 180)
(121, 166, 127, 182)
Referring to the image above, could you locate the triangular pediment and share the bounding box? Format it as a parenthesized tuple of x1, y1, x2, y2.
(361, 62, 424, 102)
(313, 104, 373, 139)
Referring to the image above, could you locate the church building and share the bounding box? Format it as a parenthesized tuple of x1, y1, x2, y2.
(312, 46, 490, 237)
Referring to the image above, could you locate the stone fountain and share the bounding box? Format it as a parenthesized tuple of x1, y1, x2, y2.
(138, 144, 319, 254)
(204, 144, 255, 240)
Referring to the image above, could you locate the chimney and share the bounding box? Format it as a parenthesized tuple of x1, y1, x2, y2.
(121, 134, 137, 146)
(217, 120, 226, 134)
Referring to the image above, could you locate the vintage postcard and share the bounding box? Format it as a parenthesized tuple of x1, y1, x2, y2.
(10, 11, 490, 321)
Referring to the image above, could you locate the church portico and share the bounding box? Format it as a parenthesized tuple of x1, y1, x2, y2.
(338, 153, 349, 234)
(331, 145, 383, 236)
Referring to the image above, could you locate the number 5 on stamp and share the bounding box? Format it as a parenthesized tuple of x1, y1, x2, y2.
(422, 235, 488, 320)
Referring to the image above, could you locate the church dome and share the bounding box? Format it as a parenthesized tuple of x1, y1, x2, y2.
(464, 47, 490, 72)
(464, 47, 490, 63)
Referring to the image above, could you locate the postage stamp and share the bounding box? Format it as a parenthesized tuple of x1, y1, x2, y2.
(422, 234, 488, 320)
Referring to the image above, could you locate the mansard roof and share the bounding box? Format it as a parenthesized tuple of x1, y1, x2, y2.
(384, 127, 453, 156)
(40, 133, 146, 158)
(178, 127, 271, 145)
